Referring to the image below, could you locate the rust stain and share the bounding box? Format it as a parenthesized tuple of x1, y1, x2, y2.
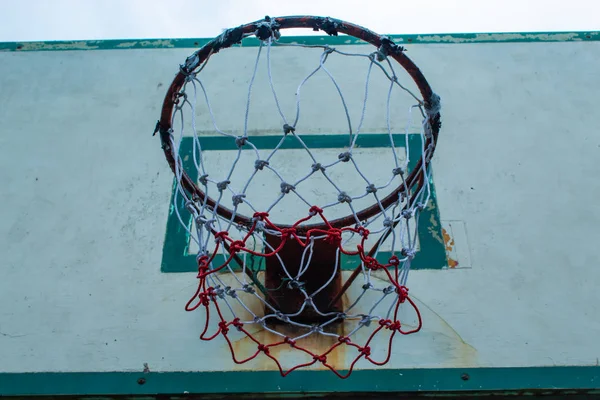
(231, 289, 480, 371)
(219, 270, 480, 372)
(409, 293, 478, 368)
(442, 227, 459, 268)
(231, 294, 349, 372)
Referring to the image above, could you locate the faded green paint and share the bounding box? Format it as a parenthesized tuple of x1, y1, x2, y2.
(161, 133, 447, 273)
(1, 31, 598, 52)
(1, 367, 599, 397)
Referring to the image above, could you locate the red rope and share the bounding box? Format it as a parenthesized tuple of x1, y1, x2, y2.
(185, 206, 422, 378)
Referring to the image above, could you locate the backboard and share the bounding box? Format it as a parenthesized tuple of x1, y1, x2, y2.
(1, 22, 599, 398)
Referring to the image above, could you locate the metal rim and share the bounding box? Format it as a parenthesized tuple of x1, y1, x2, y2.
(158, 15, 440, 231)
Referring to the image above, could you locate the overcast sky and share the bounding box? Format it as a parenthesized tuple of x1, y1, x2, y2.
(0, 0, 598, 42)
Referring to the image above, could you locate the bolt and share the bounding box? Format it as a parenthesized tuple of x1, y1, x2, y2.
(137, 378, 146, 385)
(461, 373, 470, 381)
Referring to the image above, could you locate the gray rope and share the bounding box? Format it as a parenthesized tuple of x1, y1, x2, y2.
(172, 34, 437, 342)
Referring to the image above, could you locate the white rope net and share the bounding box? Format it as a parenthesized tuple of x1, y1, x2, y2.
(164, 29, 440, 376)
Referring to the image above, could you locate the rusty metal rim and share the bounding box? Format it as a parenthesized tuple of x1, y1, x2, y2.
(158, 15, 440, 231)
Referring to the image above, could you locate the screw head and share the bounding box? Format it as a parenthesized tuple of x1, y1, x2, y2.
(137, 378, 146, 385)
(461, 373, 470, 381)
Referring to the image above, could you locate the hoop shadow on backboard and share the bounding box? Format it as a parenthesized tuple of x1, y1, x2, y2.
(160, 133, 448, 273)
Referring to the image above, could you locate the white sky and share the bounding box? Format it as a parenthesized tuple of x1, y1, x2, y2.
(0, 0, 598, 42)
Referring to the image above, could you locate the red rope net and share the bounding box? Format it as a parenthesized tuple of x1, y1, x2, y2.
(185, 206, 422, 378)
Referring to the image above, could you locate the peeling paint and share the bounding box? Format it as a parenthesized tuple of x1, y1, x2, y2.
(441, 220, 472, 269)
(443, 227, 459, 268)
(415, 32, 594, 43)
(115, 40, 177, 49)
(14, 41, 101, 51)
(428, 211, 444, 247)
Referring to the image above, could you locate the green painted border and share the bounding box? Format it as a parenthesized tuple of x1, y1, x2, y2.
(1, 31, 599, 52)
(161, 134, 447, 273)
(1, 367, 599, 397)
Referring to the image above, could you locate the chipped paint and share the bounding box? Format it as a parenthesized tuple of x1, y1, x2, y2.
(442, 220, 472, 269)
(115, 39, 177, 48)
(428, 211, 445, 246)
(414, 32, 594, 43)
(443, 227, 459, 268)
(1, 31, 598, 52)
(12, 41, 101, 51)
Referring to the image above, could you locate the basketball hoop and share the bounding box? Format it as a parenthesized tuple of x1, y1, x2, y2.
(156, 15, 441, 378)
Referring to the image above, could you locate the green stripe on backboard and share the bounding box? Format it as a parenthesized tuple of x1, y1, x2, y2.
(160, 133, 447, 273)
(1, 367, 599, 396)
(1, 31, 599, 52)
